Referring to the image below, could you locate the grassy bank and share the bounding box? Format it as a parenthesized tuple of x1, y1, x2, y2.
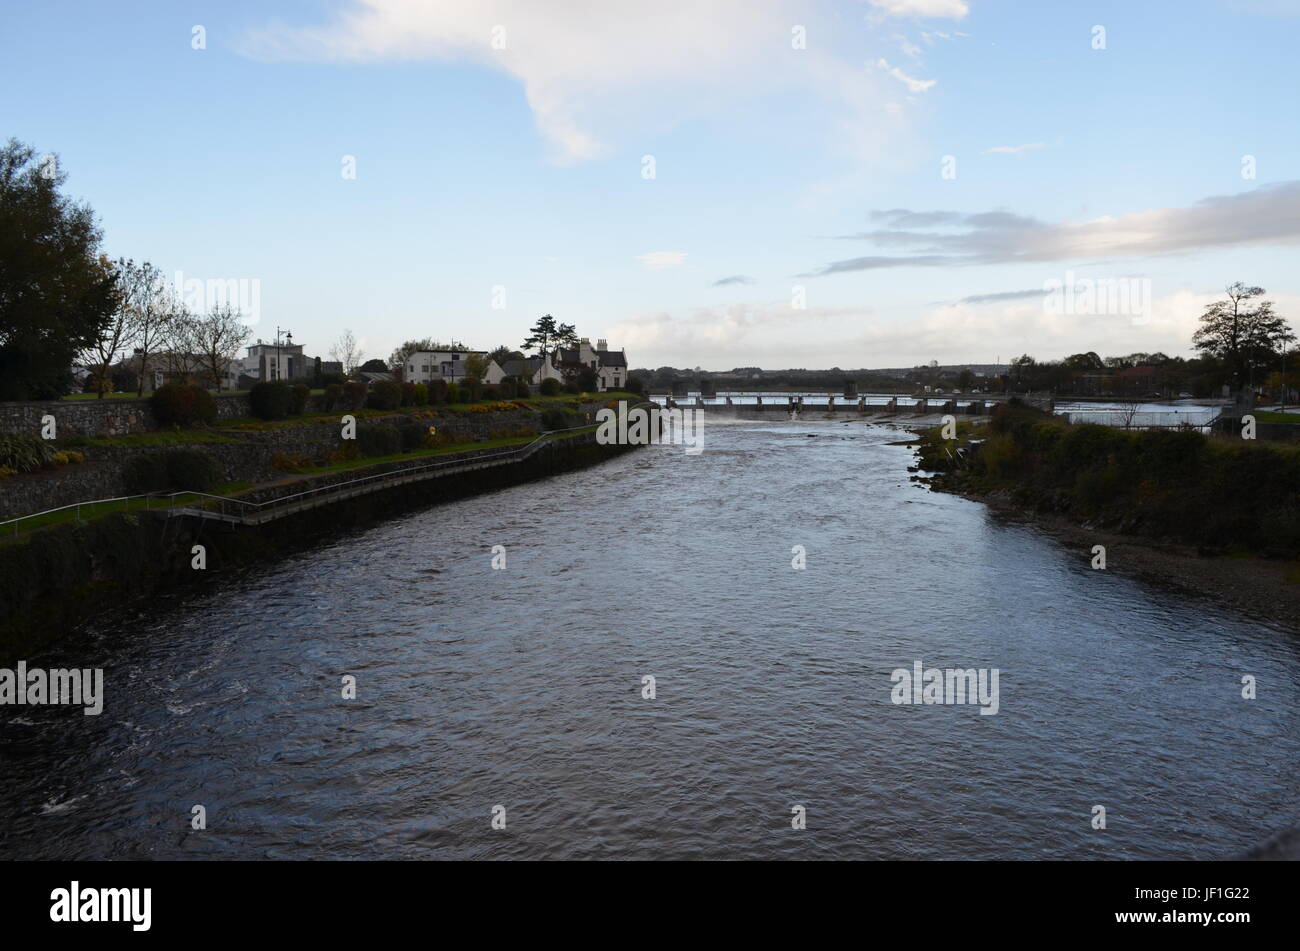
(915, 401, 1300, 557)
(0, 432, 634, 664)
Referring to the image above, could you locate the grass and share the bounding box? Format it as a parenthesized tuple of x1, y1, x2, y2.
(0, 481, 253, 541)
(271, 428, 596, 476)
(75, 429, 239, 447)
(1252, 411, 1300, 424)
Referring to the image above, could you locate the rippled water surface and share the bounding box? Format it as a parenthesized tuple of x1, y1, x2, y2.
(2, 420, 1297, 859)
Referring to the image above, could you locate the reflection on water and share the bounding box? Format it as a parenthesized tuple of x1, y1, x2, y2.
(0, 419, 1295, 859)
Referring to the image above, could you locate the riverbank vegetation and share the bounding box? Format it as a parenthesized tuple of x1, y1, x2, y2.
(916, 401, 1300, 557)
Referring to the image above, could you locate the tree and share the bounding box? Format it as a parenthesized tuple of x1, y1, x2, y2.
(359, 358, 388, 373)
(522, 315, 577, 355)
(0, 139, 119, 399)
(387, 338, 437, 379)
(162, 307, 204, 385)
(1192, 283, 1294, 389)
(488, 344, 521, 365)
(121, 260, 175, 395)
(86, 258, 138, 398)
(464, 353, 489, 383)
(190, 303, 250, 392)
(330, 328, 363, 376)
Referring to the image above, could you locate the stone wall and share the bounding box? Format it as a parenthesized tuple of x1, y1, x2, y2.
(0, 393, 252, 438)
(1, 403, 603, 519)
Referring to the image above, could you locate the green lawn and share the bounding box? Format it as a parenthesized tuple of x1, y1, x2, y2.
(1253, 411, 1300, 424)
(0, 482, 253, 542)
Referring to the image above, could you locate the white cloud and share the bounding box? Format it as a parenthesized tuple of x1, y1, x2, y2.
(870, 0, 969, 18)
(636, 251, 688, 271)
(876, 57, 937, 92)
(983, 142, 1047, 154)
(240, 0, 907, 164)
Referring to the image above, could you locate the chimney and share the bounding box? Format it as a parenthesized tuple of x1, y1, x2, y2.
(597, 339, 608, 351)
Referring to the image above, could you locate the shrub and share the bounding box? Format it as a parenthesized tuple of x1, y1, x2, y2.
(0, 434, 55, 473)
(289, 383, 311, 415)
(123, 449, 222, 493)
(343, 381, 368, 410)
(540, 408, 581, 430)
(151, 382, 217, 428)
(446, 382, 461, 404)
(367, 380, 402, 411)
(400, 382, 418, 406)
(324, 383, 344, 410)
(428, 379, 448, 404)
(481, 384, 501, 401)
(539, 378, 561, 396)
(625, 377, 646, 396)
(562, 380, 580, 394)
(398, 422, 436, 452)
(249, 381, 293, 420)
(413, 383, 429, 406)
(357, 424, 401, 457)
(272, 451, 316, 471)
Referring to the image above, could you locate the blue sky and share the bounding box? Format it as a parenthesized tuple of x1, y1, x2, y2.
(3, 0, 1298, 370)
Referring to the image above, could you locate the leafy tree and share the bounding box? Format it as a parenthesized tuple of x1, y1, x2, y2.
(1193, 283, 1294, 388)
(359, 358, 388, 372)
(522, 315, 577, 355)
(0, 139, 119, 399)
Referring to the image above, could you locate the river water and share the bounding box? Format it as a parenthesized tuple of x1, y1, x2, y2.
(1, 418, 1296, 859)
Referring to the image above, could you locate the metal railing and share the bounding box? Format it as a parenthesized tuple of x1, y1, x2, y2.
(1, 425, 596, 537)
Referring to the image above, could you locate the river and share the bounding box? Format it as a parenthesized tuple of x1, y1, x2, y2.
(1, 418, 1296, 859)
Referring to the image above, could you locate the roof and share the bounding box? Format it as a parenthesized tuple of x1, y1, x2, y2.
(500, 357, 542, 377)
(597, 350, 627, 368)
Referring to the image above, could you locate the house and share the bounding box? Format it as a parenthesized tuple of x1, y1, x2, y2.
(494, 352, 563, 387)
(242, 339, 311, 382)
(553, 338, 628, 392)
(404, 348, 488, 384)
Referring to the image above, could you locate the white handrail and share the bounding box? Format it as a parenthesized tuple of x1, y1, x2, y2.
(1, 424, 596, 534)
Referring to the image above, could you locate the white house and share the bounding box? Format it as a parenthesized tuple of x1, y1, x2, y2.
(404, 348, 489, 384)
(494, 352, 563, 387)
(554, 338, 628, 392)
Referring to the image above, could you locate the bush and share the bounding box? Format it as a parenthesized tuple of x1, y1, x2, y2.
(413, 383, 429, 406)
(343, 381, 368, 410)
(249, 381, 293, 420)
(0, 434, 56, 473)
(513, 379, 529, 397)
(151, 382, 217, 428)
(540, 408, 581, 430)
(289, 383, 311, 415)
(446, 382, 461, 404)
(123, 449, 222, 493)
(625, 377, 646, 396)
(428, 379, 448, 404)
(324, 383, 344, 410)
(562, 381, 580, 394)
(357, 424, 401, 457)
(398, 422, 434, 452)
(539, 377, 561, 396)
(367, 380, 402, 411)
(400, 382, 418, 406)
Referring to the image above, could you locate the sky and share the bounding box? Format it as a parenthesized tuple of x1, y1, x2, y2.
(3, 0, 1299, 371)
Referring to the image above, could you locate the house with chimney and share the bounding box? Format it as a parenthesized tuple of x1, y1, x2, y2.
(554, 338, 628, 392)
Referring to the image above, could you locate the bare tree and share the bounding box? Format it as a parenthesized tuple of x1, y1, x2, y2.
(84, 258, 137, 397)
(1117, 398, 1141, 430)
(161, 305, 203, 384)
(330, 328, 363, 377)
(190, 304, 251, 392)
(117, 260, 175, 395)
